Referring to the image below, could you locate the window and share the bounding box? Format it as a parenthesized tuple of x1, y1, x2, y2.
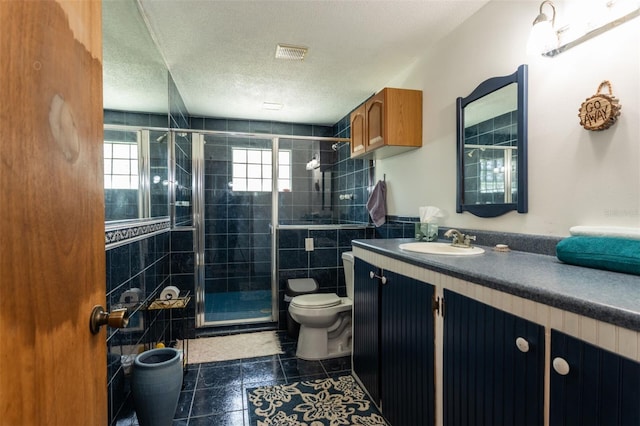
(104, 142, 139, 189)
(232, 148, 291, 192)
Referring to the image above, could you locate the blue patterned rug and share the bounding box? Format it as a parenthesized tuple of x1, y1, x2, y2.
(246, 375, 388, 426)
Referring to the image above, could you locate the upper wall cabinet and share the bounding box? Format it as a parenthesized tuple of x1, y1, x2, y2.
(350, 88, 422, 159)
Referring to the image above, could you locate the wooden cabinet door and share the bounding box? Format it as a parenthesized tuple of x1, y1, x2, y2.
(550, 330, 640, 426)
(350, 103, 366, 157)
(0, 2, 106, 425)
(353, 258, 381, 404)
(366, 91, 385, 152)
(443, 290, 544, 426)
(381, 270, 435, 426)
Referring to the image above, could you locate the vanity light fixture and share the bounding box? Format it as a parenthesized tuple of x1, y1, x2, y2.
(529, 0, 640, 57)
(527, 0, 558, 55)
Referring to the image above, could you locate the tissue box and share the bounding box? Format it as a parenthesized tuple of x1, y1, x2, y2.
(415, 223, 438, 241)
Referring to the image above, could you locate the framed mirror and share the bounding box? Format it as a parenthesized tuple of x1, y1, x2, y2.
(456, 64, 528, 217)
(103, 0, 170, 224)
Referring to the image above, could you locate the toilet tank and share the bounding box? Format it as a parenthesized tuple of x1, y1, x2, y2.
(341, 251, 355, 300)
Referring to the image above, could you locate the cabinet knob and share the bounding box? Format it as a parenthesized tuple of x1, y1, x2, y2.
(369, 271, 387, 284)
(515, 337, 530, 353)
(552, 357, 571, 376)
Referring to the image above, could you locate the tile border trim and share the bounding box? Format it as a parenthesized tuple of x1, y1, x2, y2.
(105, 218, 170, 250)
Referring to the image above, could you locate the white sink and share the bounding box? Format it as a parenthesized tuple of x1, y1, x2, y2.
(399, 242, 485, 256)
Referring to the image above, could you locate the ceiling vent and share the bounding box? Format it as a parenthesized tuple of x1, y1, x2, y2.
(275, 44, 308, 60)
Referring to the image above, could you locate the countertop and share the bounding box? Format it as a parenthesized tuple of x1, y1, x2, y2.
(352, 238, 640, 332)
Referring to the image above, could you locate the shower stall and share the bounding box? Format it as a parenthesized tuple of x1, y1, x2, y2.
(191, 130, 350, 327)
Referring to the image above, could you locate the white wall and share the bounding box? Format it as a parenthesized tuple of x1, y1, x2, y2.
(375, 0, 640, 237)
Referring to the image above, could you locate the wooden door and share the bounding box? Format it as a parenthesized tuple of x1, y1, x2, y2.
(1, 2, 106, 425)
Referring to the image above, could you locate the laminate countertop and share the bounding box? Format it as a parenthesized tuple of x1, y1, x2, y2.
(352, 238, 640, 332)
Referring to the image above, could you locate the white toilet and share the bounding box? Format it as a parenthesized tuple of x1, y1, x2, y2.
(288, 251, 355, 360)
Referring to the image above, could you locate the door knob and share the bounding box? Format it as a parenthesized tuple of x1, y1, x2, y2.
(515, 337, 530, 353)
(89, 305, 129, 334)
(552, 357, 571, 375)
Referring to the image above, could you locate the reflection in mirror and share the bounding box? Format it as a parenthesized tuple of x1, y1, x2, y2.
(104, 127, 169, 222)
(104, 129, 140, 221)
(278, 138, 336, 224)
(149, 130, 170, 218)
(456, 65, 528, 218)
(102, 0, 169, 115)
(174, 132, 193, 227)
(103, 0, 170, 224)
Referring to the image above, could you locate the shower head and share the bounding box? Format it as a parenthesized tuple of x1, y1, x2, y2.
(331, 142, 344, 151)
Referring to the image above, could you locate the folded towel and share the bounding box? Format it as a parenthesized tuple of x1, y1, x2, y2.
(556, 236, 640, 276)
(569, 226, 640, 241)
(367, 180, 386, 227)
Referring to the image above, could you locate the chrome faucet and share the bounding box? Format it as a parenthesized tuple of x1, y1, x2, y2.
(444, 229, 477, 248)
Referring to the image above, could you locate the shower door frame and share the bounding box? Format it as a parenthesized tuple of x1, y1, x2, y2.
(190, 129, 350, 328)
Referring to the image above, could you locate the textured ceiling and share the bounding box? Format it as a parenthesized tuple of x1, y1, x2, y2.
(104, 0, 491, 125)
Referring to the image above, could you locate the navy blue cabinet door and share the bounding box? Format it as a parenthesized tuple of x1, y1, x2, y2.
(381, 270, 435, 426)
(443, 290, 544, 426)
(353, 258, 381, 405)
(550, 330, 640, 426)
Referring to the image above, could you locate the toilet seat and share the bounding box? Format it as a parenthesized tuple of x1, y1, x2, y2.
(291, 293, 341, 309)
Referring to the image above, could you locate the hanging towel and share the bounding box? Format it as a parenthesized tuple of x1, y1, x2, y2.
(367, 180, 387, 227)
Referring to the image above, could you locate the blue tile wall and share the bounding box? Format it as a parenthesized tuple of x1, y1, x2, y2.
(105, 231, 171, 425)
(169, 229, 196, 337)
(276, 226, 368, 329)
(332, 114, 371, 224)
(104, 109, 168, 128)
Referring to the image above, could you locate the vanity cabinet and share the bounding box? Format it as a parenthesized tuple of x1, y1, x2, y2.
(550, 330, 640, 426)
(350, 88, 422, 159)
(352, 258, 435, 426)
(353, 258, 381, 404)
(443, 290, 545, 426)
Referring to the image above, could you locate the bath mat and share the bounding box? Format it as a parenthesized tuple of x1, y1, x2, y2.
(182, 331, 283, 364)
(247, 375, 388, 426)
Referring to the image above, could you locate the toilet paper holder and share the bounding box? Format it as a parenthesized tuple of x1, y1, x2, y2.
(89, 305, 130, 334)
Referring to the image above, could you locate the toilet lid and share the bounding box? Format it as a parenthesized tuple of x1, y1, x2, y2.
(291, 293, 341, 309)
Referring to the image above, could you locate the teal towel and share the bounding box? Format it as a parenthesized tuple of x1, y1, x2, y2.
(556, 236, 640, 276)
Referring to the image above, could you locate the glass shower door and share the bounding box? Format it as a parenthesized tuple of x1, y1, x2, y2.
(196, 133, 276, 325)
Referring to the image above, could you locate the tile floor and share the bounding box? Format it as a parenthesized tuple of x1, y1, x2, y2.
(117, 331, 352, 425)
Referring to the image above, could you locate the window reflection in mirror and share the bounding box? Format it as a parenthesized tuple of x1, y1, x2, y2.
(456, 65, 528, 218)
(104, 129, 140, 221)
(104, 127, 169, 222)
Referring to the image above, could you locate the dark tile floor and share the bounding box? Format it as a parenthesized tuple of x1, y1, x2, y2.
(117, 331, 352, 425)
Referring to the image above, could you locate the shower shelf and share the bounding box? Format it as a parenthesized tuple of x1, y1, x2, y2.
(147, 293, 191, 310)
(143, 291, 191, 376)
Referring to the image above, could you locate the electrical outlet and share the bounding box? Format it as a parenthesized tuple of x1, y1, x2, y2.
(305, 238, 314, 251)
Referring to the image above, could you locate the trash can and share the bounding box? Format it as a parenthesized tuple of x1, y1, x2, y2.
(285, 278, 319, 338)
